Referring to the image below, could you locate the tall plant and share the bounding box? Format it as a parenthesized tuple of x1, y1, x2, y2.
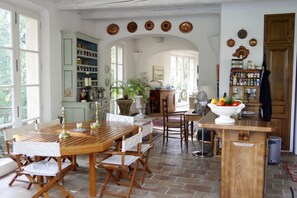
(127, 72, 152, 103)
(110, 72, 152, 102)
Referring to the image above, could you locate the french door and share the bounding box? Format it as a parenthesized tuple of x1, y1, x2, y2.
(170, 55, 196, 107)
(0, 3, 40, 130)
(110, 45, 123, 114)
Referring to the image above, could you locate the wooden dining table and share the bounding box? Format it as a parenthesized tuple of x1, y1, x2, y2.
(13, 121, 139, 197)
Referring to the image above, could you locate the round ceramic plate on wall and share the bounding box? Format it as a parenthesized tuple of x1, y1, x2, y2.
(227, 38, 235, 47)
(161, 21, 171, 32)
(249, 38, 257, 47)
(107, 24, 119, 35)
(179, 21, 193, 33)
(105, 65, 109, 74)
(105, 78, 110, 86)
(237, 29, 248, 39)
(127, 21, 137, 33)
(145, 20, 154, 31)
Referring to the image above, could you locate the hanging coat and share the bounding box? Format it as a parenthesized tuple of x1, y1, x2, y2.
(259, 68, 272, 121)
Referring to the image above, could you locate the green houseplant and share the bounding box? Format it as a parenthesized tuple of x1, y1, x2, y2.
(127, 72, 152, 103)
(110, 72, 152, 115)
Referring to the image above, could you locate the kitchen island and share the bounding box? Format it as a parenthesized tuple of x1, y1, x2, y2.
(198, 112, 276, 198)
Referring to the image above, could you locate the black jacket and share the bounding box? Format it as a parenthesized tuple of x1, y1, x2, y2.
(259, 68, 272, 121)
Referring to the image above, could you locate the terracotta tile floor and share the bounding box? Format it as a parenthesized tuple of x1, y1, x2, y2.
(0, 128, 296, 198)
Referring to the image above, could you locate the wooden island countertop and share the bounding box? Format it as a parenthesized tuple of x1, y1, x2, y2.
(198, 112, 276, 198)
(199, 111, 275, 132)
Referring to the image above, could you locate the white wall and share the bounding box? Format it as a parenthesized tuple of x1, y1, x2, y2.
(220, 0, 297, 97)
(220, 0, 297, 152)
(95, 15, 220, 95)
(127, 36, 198, 83)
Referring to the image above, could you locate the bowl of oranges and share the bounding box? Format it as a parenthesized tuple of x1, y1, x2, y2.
(207, 96, 245, 124)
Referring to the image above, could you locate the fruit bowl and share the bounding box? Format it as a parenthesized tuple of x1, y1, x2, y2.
(207, 103, 245, 124)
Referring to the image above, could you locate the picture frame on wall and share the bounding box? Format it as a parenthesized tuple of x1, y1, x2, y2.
(153, 66, 164, 81)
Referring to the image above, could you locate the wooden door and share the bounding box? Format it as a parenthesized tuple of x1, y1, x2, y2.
(264, 13, 295, 150)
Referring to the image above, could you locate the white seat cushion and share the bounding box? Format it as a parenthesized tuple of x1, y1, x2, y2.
(128, 143, 151, 153)
(0, 158, 18, 177)
(24, 160, 71, 176)
(102, 155, 139, 166)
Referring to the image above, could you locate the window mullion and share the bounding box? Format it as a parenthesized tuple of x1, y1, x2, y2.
(13, 11, 22, 126)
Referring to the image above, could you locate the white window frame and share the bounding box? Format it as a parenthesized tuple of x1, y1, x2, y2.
(0, 2, 41, 129)
(110, 45, 124, 114)
(170, 54, 197, 107)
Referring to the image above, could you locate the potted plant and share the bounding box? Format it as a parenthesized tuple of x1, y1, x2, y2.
(110, 72, 152, 116)
(110, 81, 133, 115)
(127, 72, 151, 103)
(127, 73, 152, 117)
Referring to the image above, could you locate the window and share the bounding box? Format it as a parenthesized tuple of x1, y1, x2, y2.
(110, 45, 123, 114)
(0, 5, 40, 130)
(170, 54, 196, 107)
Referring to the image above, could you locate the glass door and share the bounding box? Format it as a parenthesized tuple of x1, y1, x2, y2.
(0, 5, 40, 132)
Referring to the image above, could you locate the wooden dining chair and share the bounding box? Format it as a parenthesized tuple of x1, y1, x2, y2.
(37, 118, 60, 129)
(38, 119, 76, 167)
(13, 141, 76, 198)
(162, 96, 186, 148)
(106, 113, 135, 151)
(3, 123, 36, 188)
(127, 121, 154, 184)
(106, 112, 134, 124)
(96, 132, 142, 198)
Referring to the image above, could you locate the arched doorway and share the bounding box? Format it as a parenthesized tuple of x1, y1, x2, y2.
(103, 35, 199, 113)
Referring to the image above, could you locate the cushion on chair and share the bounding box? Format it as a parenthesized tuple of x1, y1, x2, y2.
(0, 158, 18, 177)
(24, 160, 72, 176)
(102, 155, 139, 166)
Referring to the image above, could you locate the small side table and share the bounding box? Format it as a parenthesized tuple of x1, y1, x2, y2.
(184, 109, 202, 140)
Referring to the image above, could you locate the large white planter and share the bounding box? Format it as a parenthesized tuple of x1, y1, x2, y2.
(135, 95, 145, 118)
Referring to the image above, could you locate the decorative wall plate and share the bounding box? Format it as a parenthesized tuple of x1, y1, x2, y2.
(105, 65, 109, 74)
(145, 20, 154, 31)
(161, 21, 171, 32)
(232, 46, 250, 59)
(227, 38, 235, 47)
(237, 29, 247, 39)
(179, 21, 193, 33)
(107, 24, 119, 35)
(181, 89, 187, 101)
(105, 78, 110, 86)
(127, 21, 137, 33)
(249, 38, 257, 47)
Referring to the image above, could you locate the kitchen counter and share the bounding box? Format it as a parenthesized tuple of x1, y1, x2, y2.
(198, 112, 276, 198)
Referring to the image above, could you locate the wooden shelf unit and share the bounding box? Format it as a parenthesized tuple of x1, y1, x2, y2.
(229, 68, 262, 112)
(149, 90, 175, 113)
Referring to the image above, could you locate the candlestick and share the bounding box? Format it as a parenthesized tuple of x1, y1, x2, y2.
(59, 107, 71, 139)
(95, 101, 101, 126)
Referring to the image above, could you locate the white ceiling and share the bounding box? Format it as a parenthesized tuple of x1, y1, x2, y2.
(51, 0, 277, 20)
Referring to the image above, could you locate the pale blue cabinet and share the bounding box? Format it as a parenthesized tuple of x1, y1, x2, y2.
(61, 31, 110, 122)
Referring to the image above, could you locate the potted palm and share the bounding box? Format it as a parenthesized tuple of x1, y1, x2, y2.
(127, 73, 152, 117)
(110, 81, 134, 115)
(110, 72, 152, 116)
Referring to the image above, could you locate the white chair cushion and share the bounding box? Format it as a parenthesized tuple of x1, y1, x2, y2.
(24, 160, 71, 176)
(0, 158, 18, 177)
(102, 155, 139, 166)
(128, 143, 151, 153)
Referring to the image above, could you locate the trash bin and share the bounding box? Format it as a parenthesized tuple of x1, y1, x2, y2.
(267, 136, 281, 164)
